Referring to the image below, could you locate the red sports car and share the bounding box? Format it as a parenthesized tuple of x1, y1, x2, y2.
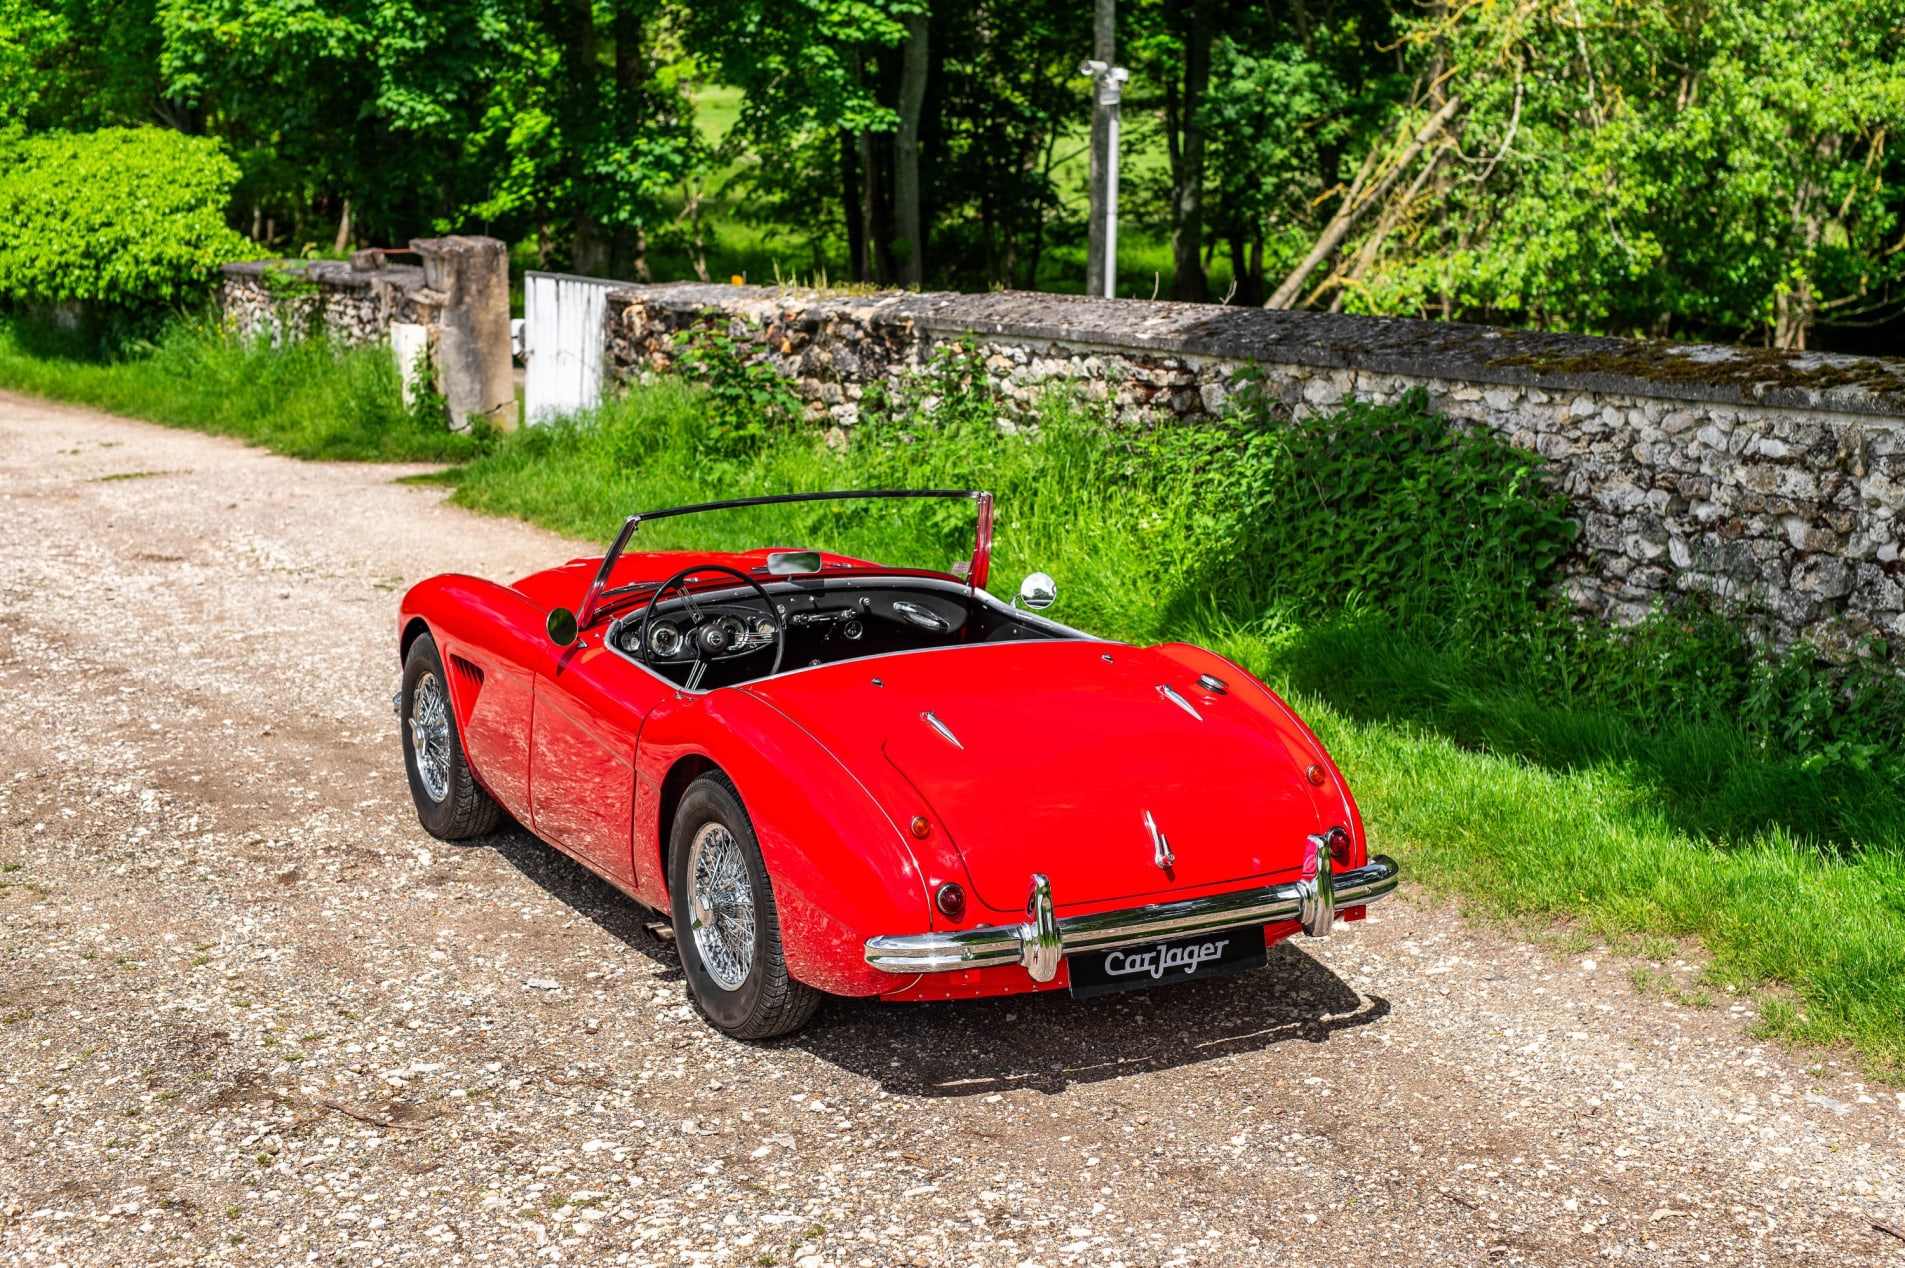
(397, 490, 1398, 1037)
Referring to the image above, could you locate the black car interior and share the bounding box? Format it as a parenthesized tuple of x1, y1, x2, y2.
(606, 571, 1077, 691)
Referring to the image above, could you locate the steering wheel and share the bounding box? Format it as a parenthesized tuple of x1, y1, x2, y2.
(635, 564, 785, 684)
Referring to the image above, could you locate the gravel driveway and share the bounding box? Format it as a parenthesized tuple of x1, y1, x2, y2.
(1, 391, 1901, 1267)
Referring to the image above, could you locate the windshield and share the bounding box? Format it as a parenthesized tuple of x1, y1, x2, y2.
(577, 490, 994, 628)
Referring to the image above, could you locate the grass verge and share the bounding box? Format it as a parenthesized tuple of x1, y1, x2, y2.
(0, 314, 489, 463)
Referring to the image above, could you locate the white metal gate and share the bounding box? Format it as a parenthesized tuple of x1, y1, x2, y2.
(522, 271, 622, 425)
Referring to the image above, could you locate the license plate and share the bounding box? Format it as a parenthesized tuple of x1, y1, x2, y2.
(1067, 930, 1268, 999)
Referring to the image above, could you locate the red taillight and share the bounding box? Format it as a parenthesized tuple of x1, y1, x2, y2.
(934, 882, 967, 921)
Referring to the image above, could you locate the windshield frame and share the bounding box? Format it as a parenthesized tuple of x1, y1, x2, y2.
(574, 489, 994, 630)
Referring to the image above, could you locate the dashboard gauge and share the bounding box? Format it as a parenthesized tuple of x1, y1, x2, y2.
(717, 616, 748, 648)
(754, 617, 777, 640)
(648, 622, 683, 657)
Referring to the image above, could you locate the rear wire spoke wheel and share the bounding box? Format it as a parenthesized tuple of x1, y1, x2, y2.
(669, 774, 821, 1038)
(401, 632, 503, 841)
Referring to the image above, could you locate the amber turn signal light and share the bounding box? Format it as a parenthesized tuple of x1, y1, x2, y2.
(934, 882, 967, 921)
(1305, 763, 1327, 786)
(909, 815, 931, 838)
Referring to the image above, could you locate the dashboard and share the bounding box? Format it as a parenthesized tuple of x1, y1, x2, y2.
(607, 576, 1068, 689)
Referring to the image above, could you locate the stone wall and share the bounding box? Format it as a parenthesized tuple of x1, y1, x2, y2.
(220, 251, 443, 345)
(605, 283, 1905, 650)
(219, 239, 519, 431)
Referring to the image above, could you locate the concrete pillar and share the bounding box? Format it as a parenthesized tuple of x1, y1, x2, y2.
(412, 235, 516, 431)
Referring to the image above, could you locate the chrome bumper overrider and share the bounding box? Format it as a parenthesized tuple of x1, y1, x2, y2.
(864, 835, 1401, 983)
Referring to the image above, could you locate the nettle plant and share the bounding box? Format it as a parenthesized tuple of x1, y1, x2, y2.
(1181, 378, 1578, 625)
(669, 323, 803, 460)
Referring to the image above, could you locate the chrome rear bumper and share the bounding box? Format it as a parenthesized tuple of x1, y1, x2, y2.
(864, 838, 1400, 982)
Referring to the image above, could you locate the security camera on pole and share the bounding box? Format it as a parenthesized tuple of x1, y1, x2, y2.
(1080, 59, 1128, 299)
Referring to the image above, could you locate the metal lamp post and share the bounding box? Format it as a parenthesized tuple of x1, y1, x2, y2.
(1080, 60, 1129, 299)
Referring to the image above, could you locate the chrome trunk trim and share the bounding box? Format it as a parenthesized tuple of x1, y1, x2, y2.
(863, 855, 1400, 975)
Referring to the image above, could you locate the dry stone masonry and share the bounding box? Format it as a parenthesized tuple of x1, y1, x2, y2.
(220, 251, 443, 346)
(602, 284, 1905, 652)
(221, 237, 519, 431)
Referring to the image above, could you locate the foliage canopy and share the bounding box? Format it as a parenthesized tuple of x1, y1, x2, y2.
(2, 0, 1903, 344)
(0, 126, 253, 309)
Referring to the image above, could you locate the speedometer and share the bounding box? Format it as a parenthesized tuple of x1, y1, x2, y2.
(649, 623, 683, 657)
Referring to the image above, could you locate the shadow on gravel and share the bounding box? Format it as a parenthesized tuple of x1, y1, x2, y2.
(482, 827, 683, 977)
(790, 940, 1387, 1097)
(486, 829, 1386, 1096)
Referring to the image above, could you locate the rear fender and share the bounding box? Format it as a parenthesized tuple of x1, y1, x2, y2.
(636, 690, 930, 997)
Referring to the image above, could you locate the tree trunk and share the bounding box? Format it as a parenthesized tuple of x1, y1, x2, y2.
(893, 12, 930, 287)
(1774, 275, 1816, 349)
(613, 2, 643, 94)
(332, 198, 352, 254)
(1327, 146, 1444, 312)
(561, 0, 601, 274)
(573, 219, 609, 277)
(1265, 95, 1462, 309)
(860, 131, 887, 284)
(842, 130, 868, 282)
(682, 180, 710, 282)
(1170, 0, 1213, 301)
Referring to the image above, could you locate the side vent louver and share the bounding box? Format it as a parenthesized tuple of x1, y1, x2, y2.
(448, 653, 486, 700)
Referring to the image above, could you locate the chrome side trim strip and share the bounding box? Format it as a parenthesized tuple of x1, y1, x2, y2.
(863, 855, 1400, 974)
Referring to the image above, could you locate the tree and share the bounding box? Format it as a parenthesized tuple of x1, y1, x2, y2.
(929, 0, 1089, 289)
(1314, 0, 1905, 346)
(683, 0, 917, 282)
(1127, 0, 1402, 305)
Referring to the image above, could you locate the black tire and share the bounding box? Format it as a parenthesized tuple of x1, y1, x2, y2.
(401, 633, 502, 841)
(669, 774, 822, 1039)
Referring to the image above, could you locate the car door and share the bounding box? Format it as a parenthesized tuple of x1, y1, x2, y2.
(530, 640, 673, 891)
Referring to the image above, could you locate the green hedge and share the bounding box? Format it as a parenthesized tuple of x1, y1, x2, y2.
(0, 127, 254, 310)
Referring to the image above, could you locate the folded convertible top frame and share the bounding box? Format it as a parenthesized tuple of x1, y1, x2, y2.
(575, 489, 995, 630)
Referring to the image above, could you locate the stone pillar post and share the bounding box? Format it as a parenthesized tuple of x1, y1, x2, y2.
(411, 235, 516, 431)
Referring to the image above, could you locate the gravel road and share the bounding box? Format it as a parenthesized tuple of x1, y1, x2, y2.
(2, 391, 1902, 1268)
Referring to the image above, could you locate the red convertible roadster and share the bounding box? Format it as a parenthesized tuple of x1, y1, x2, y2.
(397, 490, 1398, 1037)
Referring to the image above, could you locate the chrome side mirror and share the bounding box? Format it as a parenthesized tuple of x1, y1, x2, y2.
(547, 606, 579, 647)
(1015, 572, 1057, 610)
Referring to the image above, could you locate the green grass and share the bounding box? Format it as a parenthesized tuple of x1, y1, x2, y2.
(0, 313, 490, 463)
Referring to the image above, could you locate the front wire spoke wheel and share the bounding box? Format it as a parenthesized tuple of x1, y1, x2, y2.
(688, 822, 756, 991)
(410, 670, 452, 803)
